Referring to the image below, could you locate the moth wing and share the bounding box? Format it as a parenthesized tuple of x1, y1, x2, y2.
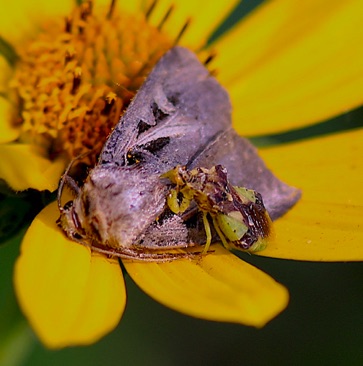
(99, 47, 231, 171)
(188, 128, 301, 220)
(136, 214, 191, 249)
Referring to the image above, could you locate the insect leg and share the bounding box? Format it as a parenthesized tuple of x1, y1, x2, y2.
(89, 244, 201, 262)
(201, 212, 212, 254)
(211, 216, 231, 250)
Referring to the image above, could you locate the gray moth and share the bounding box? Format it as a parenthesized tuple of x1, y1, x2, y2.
(57, 46, 301, 261)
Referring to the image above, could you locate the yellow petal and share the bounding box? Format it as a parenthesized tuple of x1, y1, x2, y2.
(258, 128, 363, 261)
(115, 0, 148, 14)
(0, 55, 21, 143)
(0, 0, 73, 45)
(92, 0, 146, 15)
(14, 202, 126, 349)
(0, 144, 66, 191)
(211, 0, 363, 136)
(146, 0, 239, 49)
(125, 244, 289, 327)
(0, 98, 19, 143)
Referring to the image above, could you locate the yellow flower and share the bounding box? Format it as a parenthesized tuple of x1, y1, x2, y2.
(0, 0, 362, 349)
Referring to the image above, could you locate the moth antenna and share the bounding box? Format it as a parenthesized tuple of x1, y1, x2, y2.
(158, 4, 174, 30)
(145, 0, 157, 20)
(113, 82, 135, 100)
(57, 150, 93, 212)
(173, 18, 191, 45)
(128, 47, 162, 85)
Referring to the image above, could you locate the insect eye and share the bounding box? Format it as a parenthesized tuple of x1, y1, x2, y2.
(63, 200, 73, 211)
(72, 232, 83, 240)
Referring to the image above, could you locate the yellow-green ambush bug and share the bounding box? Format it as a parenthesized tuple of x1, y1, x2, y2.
(163, 165, 273, 254)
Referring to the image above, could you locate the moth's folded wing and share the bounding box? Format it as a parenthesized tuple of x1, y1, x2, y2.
(137, 214, 191, 249)
(99, 47, 231, 170)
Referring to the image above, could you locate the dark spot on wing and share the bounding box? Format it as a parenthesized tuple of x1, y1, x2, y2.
(137, 120, 151, 136)
(166, 93, 180, 106)
(151, 101, 169, 123)
(140, 137, 170, 154)
(125, 150, 143, 165)
(125, 137, 170, 166)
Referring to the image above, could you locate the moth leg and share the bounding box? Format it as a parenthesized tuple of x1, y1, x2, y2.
(211, 216, 231, 250)
(202, 212, 212, 254)
(89, 244, 200, 262)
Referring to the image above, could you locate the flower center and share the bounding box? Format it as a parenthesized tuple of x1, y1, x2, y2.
(10, 1, 172, 170)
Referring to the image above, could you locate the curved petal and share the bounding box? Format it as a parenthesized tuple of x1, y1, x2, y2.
(14, 202, 126, 349)
(146, 0, 239, 49)
(258, 128, 363, 261)
(210, 0, 363, 136)
(0, 144, 67, 191)
(0, 0, 73, 45)
(125, 244, 289, 327)
(0, 98, 19, 143)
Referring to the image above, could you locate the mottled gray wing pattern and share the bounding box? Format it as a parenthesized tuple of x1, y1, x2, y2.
(99, 46, 231, 173)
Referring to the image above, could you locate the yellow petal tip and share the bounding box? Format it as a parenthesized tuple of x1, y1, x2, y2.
(125, 244, 289, 328)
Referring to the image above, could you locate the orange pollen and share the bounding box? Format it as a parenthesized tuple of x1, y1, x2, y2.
(10, 1, 172, 169)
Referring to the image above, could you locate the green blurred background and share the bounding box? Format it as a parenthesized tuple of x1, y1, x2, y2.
(1, 1, 362, 365)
